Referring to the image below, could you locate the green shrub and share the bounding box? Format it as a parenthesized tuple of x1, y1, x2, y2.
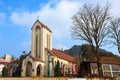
(54, 60, 61, 77)
(2, 67, 8, 77)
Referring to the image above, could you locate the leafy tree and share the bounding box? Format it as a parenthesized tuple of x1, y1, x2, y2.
(109, 17, 120, 54)
(71, 3, 111, 76)
(15, 53, 27, 76)
(81, 44, 115, 60)
(81, 44, 93, 60)
(2, 67, 8, 77)
(11, 55, 16, 60)
(54, 60, 61, 77)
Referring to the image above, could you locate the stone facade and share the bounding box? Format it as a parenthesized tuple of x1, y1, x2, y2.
(21, 56, 45, 76)
(21, 20, 77, 77)
(4, 54, 12, 62)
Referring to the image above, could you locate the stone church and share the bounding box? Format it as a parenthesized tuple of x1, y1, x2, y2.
(21, 20, 78, 77)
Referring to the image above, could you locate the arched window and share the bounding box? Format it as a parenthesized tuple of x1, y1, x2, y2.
(36, 35, 38, 57)
(26, 61, 32, 76)
(48, 34, 50, 48)
(37, 64, 42, 76)
(46, 34, 51, 49)
(46, 34, 49, 48)
(35, 26, 41, 57)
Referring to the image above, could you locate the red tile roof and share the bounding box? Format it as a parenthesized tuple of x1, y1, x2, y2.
(32, 19, 52, 32)
(30, 56, 44, 63)
(86, 57, 120, 64)
(48, 48, 77, 63)
(11, 59, 19, 63)
(0, 62, 9, 65)
(99, 57, 120, 64)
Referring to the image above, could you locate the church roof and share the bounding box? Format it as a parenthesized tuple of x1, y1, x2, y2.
(99, 57, 120, 64)
(30, 56, 44, 63)
(10, 59, 19, 63)
(0, 61, 9, 65)
(48, 48, 77, 63)
(85, 57, 120, 65)
(32, 19, 52, 32)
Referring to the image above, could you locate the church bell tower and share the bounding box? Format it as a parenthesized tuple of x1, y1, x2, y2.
(31, 19, 52, 61)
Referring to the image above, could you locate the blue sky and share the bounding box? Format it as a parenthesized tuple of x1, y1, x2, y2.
(0, 0, 120, 58)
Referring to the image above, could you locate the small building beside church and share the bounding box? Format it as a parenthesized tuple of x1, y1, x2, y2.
(0, 62, 9, 76)
(21, 20, 78, 77)
(0, 54, 12, 76)
(80, 57, 120, 77)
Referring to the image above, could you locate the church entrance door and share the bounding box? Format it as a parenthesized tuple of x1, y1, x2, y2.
(26, 61, 32, 76)
(37, 64, 41, 76)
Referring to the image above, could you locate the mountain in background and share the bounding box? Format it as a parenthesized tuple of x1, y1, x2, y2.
(64, 44, 117, 58)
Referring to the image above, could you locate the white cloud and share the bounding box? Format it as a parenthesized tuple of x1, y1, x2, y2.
(10, 11, 37, 26)
(80, 0, 120, 16)
(10, 0, 81, 38)
(9, 0, 120, 55)
(109, 0, 120, 16)
(10, 0, 120, 39)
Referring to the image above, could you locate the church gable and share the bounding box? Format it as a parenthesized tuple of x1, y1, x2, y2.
(21, 19, 78, 77)
(24, 56, 34, 64)
(30, 56, 44, 63)
(31, 19, 52, 60)
(31, 19, 52, 32)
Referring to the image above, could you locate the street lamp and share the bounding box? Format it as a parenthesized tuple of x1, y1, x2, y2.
(48, 52, 50, 77)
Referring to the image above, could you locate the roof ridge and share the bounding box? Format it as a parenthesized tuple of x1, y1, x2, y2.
(49, 48, 77, 63)
(30, 55, 44, 62)
(52, 48, 75, 57)
(32, 19, 52, 32)
(0, 61, 10, 65)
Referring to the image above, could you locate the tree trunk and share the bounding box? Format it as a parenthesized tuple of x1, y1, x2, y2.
(118, 45, 120, 54)
(95, 45, 102, 76)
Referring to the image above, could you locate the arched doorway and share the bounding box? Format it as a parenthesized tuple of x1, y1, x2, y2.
(26, 61, 32, 76)
(37, 64, 41, 76)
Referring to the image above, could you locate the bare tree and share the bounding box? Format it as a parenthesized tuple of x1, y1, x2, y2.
(71, 4, 111, 76)
(109, 17, 120, 54)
